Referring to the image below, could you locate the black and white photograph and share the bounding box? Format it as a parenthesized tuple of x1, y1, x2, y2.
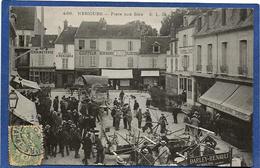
(8, 5, 254, 166)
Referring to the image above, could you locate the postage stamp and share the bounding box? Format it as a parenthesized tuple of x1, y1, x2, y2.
(9, 125, 44, 166)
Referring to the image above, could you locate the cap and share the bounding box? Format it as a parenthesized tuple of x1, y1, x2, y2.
(160, 140, 166, 145)
(142, 148, 149, 154)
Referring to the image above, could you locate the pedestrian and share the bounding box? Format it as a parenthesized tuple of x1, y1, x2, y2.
(142, 108, 153, 133)
(82, 132, 93, 165)
(172, 103, 179, 124)
(133, 100, 139, 116)
(95, 137, 105, 164)
(190, 113, 200, 136)
(49, 127, 58, 157)
(113, 98, 119, 107)
(90, 129, 96, 158)
(126, 106, 133, 130)
(53, 96, 59, 112)
(119, 90, 125, 105)
(159, 114, 168, 134)
(183, 113, 191, 134)
(111, 106, 117, 127)
(43, 124, 51, 159)
(203, 142, 215, 156)
(140, 141, 152, 155)
(136, 108, 143, 129)
(114, 107, 122, 131)
(139, 148, 155, 166)
(122, 104, 128, 129)
(158, 141, 170, 165)
(57, 125, 66, 157)
(71, 109, 80, 126)
(71, 125, 81, 158)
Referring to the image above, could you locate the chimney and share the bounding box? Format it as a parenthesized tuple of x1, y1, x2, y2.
(64, 19, 68, 30)
(58, 26, 61, 36)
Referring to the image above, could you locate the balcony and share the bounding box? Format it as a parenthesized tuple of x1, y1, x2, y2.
(206, 65, 213, 73)
(196, 64, 202, 72)
(238, 66, 248, 76)
(220, 65, 228, 74)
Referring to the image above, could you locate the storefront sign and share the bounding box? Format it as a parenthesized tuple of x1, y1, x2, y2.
(187, 151, 232, 166)
(114, 50, 126, 56)
(180, 47, 193, 54)
(56, 52, 73, 57)
(79, 50, 98, 55)
(31, 50, 54, 54)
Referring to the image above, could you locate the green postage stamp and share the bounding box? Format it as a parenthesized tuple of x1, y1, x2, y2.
(9, 125, 44, 166)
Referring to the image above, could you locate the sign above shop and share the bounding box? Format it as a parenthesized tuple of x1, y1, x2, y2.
(56, 52, 73, 57)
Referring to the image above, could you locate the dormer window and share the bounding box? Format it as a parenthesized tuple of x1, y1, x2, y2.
(152, 41, 160, 53)
(197, 17, 202, 32)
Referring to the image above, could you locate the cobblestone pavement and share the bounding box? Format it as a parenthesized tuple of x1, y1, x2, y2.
(42, 89, 252, 166)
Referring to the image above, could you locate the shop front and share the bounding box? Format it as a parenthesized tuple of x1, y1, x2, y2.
(198, 81, 252, 150)
(141, 70, 160, 89)
(56, 70, 75, 88)
(101, 69, 133, 90)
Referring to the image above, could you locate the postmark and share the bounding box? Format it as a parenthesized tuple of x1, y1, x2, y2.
(9, 125, 44, 166)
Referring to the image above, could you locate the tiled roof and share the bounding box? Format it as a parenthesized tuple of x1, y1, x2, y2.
(31, 35, 58, 48)
(75, 21, 141, 39)
(140, 36, 171, 54)
(195, 9, 253, 37)
(12, 7, 36, 30)
(55, 26, 78, 44)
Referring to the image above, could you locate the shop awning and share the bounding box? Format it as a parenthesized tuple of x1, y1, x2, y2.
(199, 82, 252, 122)
(141, 70, 160, 77)
(9, 86, 39, 125)
(198, 81, 239, 105)
(101, 69, 133, 79)
(12, 76, 41, 90)
(222, 85, 252, 121)
(82, 75, 108, 86)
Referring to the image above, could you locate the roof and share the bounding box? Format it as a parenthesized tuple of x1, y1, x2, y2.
(195, 9, 253, 37)
(75, 21, 141, 39)
(31, 35, 58, 48)
(140, 36, 171, 54)
(55, 26, 78, 44)
(12, 7, 36, 30)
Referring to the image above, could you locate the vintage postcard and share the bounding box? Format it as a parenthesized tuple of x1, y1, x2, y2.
(4, 2, 258, 167)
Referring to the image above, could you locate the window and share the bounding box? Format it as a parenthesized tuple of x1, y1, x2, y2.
(175, 58, 178, 71)
(183, 16, 188, 27)
(240, 9, 247, 21)
(153, 45, 160, 53)
(39, 54, 45, 65)
(79, 55, 85, 67)
(180, 78, 187, 90)
(90, 40, 96, 50)
(79, 40, 85, 50)
(62, 58, 68, 69)
(221, 42, 228, 66)
(106, 41, 112, 51)
(197, 45, 202, 65)
(152, 58, 157, 68)
(90, 55, 96, 67)
(183, 34, 187, 47)
(207, 44, 213, 65)
(63, 44, 68, 53)
(239, 40, 247, 67)
(188, 79, 192, 92)
(128, 57, 133, 68)
(171, 58, 173, 73)
(222, 9, 226, 26)
(197, 17, 202, 31)
(170, 43, 173, 55)
(175, 42, 178, 54)
(128, 41, 133, 51)
(19, 35, 24, 47)
(182, 55, 189, 70)
(25, 35, 30, 47)
(106, 57, 112, 67)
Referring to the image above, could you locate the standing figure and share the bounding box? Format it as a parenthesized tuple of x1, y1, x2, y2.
(158, 141, 170, 165)
(95, 137, 105, 164)
(133, 100, 139, 115)
(139, 148, 155, 166)
(159, 114, 168, 134)
(136, 108, 143, 129)
(82, 132, 93, 165)
(43, 125, 51, 159)
(122, 104, 128, 129)
(119, 90, 125, 105)
(190, 113, 200, 137)
(53, 96, 59, 112)
(71, 125, 81, 158)
(142, 108, 153, 133)
(126, 106, 133, 130)
(111, 106, 117, 127)
(114, 107, 122, 131)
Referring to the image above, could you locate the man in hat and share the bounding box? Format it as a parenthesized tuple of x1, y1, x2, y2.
(143, 108, 153, 133)
(126, 105, 133, 130)
(53, 96, 59, 112)
(136, 108, 143, 129)
(119, 90, 125, 105)
(190, 112, 200, 136)
(95, 137, 105, 164)
(43, 124, 51, 159)
(114, 107, 122, 131)
(159, 114, 168, 134)
(122, 104, 129, 129)
(113, 98, 119, 107)
(82, 132, 93, 164)
(133, 99, 139, 115)
(111, 105, 117, 127)
(158, 140, 170, 165)
(71, 124, 81, 158)
(139, 148, 155, 166)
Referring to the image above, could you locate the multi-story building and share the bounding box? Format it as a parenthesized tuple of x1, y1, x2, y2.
(12, 7, 44, 79)
(74, 20, 141, 89)
(139, 36, 170, 89)
(193, 9, 253, 149)
(29, 35, 57, 86)
(54, 20, 77, 88)
(9, 12, 17, 74)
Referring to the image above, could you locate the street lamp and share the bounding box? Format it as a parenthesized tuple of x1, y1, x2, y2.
(9, 90, 18, 124)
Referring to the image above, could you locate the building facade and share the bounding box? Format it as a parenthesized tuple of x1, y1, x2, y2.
(139, 36, 170, 89)
(193, 9, 253, 149)
(29, 35, 57, 87)
(54, 20, 77, 88)
(12, 7, 44, 79)
(74, 20, 141, 89)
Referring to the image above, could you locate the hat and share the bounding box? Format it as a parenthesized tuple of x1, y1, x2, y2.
(45, 124, 51, 129)
(194, 111, 199, 115)
(160, 140, 166, 145)
(142, 148, 149, 154)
